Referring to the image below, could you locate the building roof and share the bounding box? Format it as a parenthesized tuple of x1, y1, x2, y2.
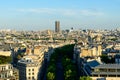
(84, 60, 100, 75)
(92, 72, 120, 75)
(94, 64, 120, 69)
(87, 60, 100, 68)
(0, 64, 12, 66)
(115, 54, 120, 58)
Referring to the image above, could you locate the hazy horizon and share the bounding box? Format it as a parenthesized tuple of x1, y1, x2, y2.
(0, 0, 120, 30)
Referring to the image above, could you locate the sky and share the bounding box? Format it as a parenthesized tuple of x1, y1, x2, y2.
(0, 0, 120, 30)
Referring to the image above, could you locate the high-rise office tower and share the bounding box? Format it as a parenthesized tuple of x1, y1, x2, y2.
(55, 21, 60, 33)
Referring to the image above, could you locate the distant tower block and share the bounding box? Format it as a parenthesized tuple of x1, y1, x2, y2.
(55, 21, 60, 33)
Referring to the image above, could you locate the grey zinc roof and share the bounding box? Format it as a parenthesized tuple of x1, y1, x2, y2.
(87, 60, 100, 68)
(95, 64, 120, 69)
(92, 72, 120, 75)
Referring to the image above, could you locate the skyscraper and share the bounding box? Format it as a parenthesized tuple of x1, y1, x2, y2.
(55, 21, 60, 33)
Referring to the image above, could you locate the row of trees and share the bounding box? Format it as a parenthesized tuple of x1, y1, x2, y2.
(0, 56, 11, 64)
(57, 44, 93, 80)
(59, 44, 78, 80)
(47, 44, 76, 80)
(79, 76, 92, 80)
(58, 44, 74, 59)
(46, 49, 59, 80)
(62, 57, 77, 80)
(47, 44, 92, 80)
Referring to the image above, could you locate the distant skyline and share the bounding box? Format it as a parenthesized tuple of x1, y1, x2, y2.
(0, 0, 120, 30)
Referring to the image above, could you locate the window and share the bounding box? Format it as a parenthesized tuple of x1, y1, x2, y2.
(29, 73, 31, 75)
(108, 69, 116, 72)
(100, 75, 107, 77)
(32, 73, 34, 75)
(99, 68, 107, 72)
(117, 69, 120, 72)
(28, 69, 31, 71)
(32, 69, 34, 71)
(9, 66, 11, 69)
(108, 75, 116, 77)
(28, 77, 31, 79)
(32, 76, 34, 80)
(92, 74, 98, 77)
(2, 67, 5, 70)
(117, 75, 120, 77)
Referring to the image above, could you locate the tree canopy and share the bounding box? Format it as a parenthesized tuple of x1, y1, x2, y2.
(80, 76, 92, 80)
(0, 56, 11, 64)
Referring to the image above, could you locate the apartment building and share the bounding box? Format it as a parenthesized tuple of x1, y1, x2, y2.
(17, 45, 49, 80)
(80, 45, 102, 57)
(91, 64, 120, 80)
(0, 64, 19, 80)
(44, 47, 54, 62)
(17, 55, 43, 80)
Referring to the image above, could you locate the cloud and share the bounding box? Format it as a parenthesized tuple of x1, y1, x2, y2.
(16, 8, 104, 16)
(16, 8, 55, 14)
(16, 8, 77, 16)
(80, 10, 104, 16)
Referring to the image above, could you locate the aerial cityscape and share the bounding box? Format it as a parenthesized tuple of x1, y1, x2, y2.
(0, 0, 120, 80)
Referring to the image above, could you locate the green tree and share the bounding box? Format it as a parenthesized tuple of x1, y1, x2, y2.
(0, 56, 11, 64)
(47, 64, 56, 72)
(65, 69, 72, 80)
(80, 76, 92, 80)
(46, 44, 78, 80)
(47, 72, 55, 80)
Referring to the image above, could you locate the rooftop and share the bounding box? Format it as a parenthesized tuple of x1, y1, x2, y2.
(92, 72, 120, 75)
(94, 64, 120, 69)
(87, 60, 100, 68)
